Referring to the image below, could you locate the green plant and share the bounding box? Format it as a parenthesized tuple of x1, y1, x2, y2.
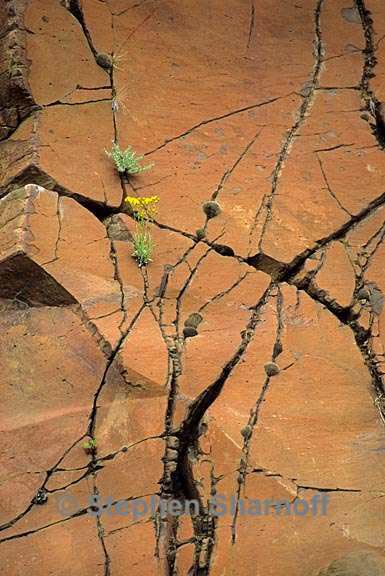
(111, 48, 127, 71)
(111, 85, 129, 115)
(125, 196, 159, 267)
(105, 143, 153, 176)
(132, 224, 154, 266)
(83, 438, 97, 454)
(125, 195, 159, 219)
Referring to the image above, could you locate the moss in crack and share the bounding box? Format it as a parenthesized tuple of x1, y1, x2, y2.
(195, 228, 206, 241)
(184, 312, 203, 329)
(96, 52, 113, 70)
(202, 201, 221, 219)
(183, 326, 198, 339)
(264, 362, 280, 376)
(240, 425, 252, 440)
(83, 437, 97, 455)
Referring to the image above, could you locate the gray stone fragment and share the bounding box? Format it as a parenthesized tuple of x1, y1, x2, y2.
(341, 7, 361, 24)
(105, 215, 133, 242)
(368, 284, 384, 316)
(357, 287, 370, 301)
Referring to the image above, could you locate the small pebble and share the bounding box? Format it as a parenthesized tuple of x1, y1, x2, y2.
(341, 6, 361, 24)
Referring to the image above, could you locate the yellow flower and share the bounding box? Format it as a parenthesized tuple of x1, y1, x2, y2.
(125, 195, 159, 219)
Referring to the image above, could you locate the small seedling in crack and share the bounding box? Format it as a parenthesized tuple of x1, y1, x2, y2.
(132, 226, 154, 267)
(33, 488, 48, 505)
(111, 85, 129, 115)
(125, 196, 159, 267)
(105, 142, 153, 177)
(83, 437, 97, 455)
(111, 49, 128, 71)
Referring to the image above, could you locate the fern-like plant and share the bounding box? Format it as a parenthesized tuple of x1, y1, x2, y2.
(105, 143, 153, 176)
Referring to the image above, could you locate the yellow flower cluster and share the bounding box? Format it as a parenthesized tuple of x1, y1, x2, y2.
(125, 195, 159, 220)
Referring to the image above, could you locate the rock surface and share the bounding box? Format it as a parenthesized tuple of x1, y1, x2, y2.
(1, 1, 385, 575)
(318, 551, 385, 575)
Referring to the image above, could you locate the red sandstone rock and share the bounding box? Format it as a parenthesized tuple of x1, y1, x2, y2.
(1, 0, 385, 574)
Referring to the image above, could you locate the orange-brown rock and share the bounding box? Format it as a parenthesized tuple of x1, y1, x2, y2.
(1, 0, 385, 574)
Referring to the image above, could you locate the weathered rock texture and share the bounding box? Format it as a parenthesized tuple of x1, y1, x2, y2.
(1, 0, 385, 575)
